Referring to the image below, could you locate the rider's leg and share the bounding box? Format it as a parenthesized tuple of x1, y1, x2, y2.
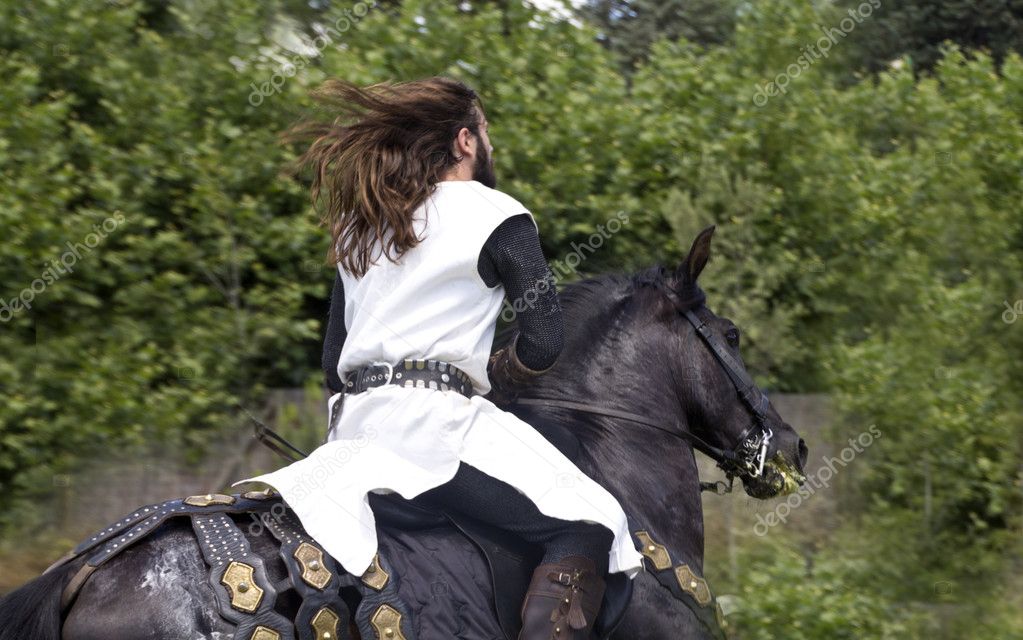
(411, 461, 611, 639)
(412, 461, 612, 569)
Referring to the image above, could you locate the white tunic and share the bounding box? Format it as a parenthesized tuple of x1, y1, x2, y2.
(235, 180, 644, 580)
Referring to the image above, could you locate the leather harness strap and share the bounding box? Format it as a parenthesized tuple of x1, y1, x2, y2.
(509, 397, 738, 465)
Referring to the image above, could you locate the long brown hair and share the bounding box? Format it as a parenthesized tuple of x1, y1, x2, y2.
(282, 76, 484, 276)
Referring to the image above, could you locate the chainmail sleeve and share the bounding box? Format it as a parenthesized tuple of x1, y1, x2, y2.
(322, 271, 347, 394)
(477, 213, 565, 371)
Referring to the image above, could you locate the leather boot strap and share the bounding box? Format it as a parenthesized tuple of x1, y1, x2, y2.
(545, 566, 602, 630)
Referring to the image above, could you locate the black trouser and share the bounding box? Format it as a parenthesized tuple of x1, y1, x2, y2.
(411, 461, 614, 576)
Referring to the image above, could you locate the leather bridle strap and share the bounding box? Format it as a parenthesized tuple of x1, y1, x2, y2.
(652, 278, 770, 423)
(509, 397, 740, 466)
(681, 309, 770, 421)
(510, 396, 739, 493)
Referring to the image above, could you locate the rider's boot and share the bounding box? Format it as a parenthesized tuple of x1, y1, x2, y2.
(517, 555, 606, 640)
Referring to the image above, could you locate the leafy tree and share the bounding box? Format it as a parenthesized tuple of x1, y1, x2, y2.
(0, 0, 322, 530)
(838, 0, 1023, 73)
(577, 0, 740, 72)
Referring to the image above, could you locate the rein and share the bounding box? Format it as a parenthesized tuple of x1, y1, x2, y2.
(510, 277, 775, 494)
(509, 396, 739, 494)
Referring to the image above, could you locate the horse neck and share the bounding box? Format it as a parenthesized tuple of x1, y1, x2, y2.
(526, 341, 708, 573)
(572, 413, 707, 574)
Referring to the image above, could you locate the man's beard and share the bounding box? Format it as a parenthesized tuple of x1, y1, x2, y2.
(472, 142, 497, 189)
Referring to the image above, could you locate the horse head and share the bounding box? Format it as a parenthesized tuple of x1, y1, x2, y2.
(505, 225, 807, 501)
(664, 225, 807, 499)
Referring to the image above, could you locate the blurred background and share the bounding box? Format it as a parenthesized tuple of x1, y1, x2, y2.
(0, 0, 1021, 637)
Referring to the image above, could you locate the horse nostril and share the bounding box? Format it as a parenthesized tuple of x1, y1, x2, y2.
(797, 438, 808, 471)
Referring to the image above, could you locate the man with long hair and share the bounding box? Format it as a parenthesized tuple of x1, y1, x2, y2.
(238, 76, 643, 639)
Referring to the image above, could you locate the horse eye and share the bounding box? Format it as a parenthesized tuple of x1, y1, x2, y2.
(726, 328, 740, 347)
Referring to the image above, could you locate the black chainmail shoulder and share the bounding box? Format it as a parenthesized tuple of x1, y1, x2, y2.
(476, 213, 564, 371)
(321, 213, 565, 392)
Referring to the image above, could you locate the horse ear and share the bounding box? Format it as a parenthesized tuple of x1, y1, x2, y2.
(676, 225, 715, 284)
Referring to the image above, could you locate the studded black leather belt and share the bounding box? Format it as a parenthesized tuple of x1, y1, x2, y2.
(343, 359, 475, 398)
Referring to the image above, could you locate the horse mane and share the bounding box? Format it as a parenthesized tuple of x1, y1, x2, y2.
(495, 264, 706, 350)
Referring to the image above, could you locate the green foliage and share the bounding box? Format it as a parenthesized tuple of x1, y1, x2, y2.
(725, 525, 1023, 639)
(662, 164, 805, 390)
(727, 540, 921, 639)
(577, 0, 740, 72)
(0, 0, 323, 527)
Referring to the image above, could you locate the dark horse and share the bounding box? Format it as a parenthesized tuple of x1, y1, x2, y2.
(0, 227, 808, 640)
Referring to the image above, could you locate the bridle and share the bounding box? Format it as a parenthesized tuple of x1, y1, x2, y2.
(510, 278, 775, 494)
